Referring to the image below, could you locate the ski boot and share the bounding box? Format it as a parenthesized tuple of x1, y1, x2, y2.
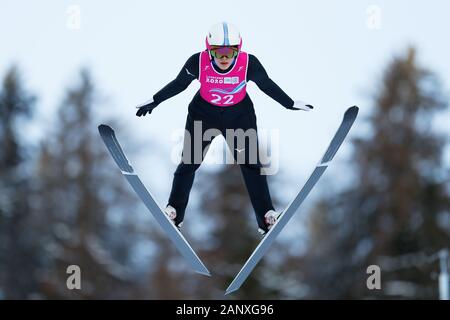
(164, 205, 182, 231)
(258, 210, 282, 236)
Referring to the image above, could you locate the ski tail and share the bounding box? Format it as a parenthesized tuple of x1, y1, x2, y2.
(98, 124, 211, 276)
(225, 106, 359, 295)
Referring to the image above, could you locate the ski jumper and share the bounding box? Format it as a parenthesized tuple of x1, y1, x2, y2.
(151, 51, 295, 232)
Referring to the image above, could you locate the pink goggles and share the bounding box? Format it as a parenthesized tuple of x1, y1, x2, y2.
(210, 46, 238, 59)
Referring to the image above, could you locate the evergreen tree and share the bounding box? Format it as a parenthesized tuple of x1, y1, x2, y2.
(303, 48, 450, 299)
(0, 66, 37, 298)
(35, 69, 144, 298)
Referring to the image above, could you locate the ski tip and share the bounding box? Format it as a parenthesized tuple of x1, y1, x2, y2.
(343, 106, 359, 122)
(98, 124, 113, 135)
(346, 105, 359, 114)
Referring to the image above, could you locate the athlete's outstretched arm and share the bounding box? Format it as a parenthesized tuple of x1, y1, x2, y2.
(136, 53, 200, 117)
(247, 54, 313, 111)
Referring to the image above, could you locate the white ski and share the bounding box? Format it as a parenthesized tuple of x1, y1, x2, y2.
(98, 125, 210, 276)
(225, 106, 359, 294)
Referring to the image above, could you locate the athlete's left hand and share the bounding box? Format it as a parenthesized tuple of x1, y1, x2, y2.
(287, 100, 314, 111)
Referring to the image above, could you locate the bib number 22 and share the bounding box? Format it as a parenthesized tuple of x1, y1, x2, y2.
(211, 94, 234, 105)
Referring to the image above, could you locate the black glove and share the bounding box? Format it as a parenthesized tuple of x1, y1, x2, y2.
(136, 99, 158, 117)
(286, 100, 314, 111)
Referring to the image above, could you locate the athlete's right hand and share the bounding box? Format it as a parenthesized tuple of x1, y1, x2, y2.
(136, 99, 158, 117)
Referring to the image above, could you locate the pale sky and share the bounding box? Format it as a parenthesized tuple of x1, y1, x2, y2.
(1, 0, 449, 207)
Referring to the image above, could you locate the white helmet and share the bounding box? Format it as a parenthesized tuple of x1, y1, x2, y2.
(206, 22, 242, 51)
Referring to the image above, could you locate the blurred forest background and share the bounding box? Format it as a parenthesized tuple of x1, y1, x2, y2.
(0, 47, 449, 299)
